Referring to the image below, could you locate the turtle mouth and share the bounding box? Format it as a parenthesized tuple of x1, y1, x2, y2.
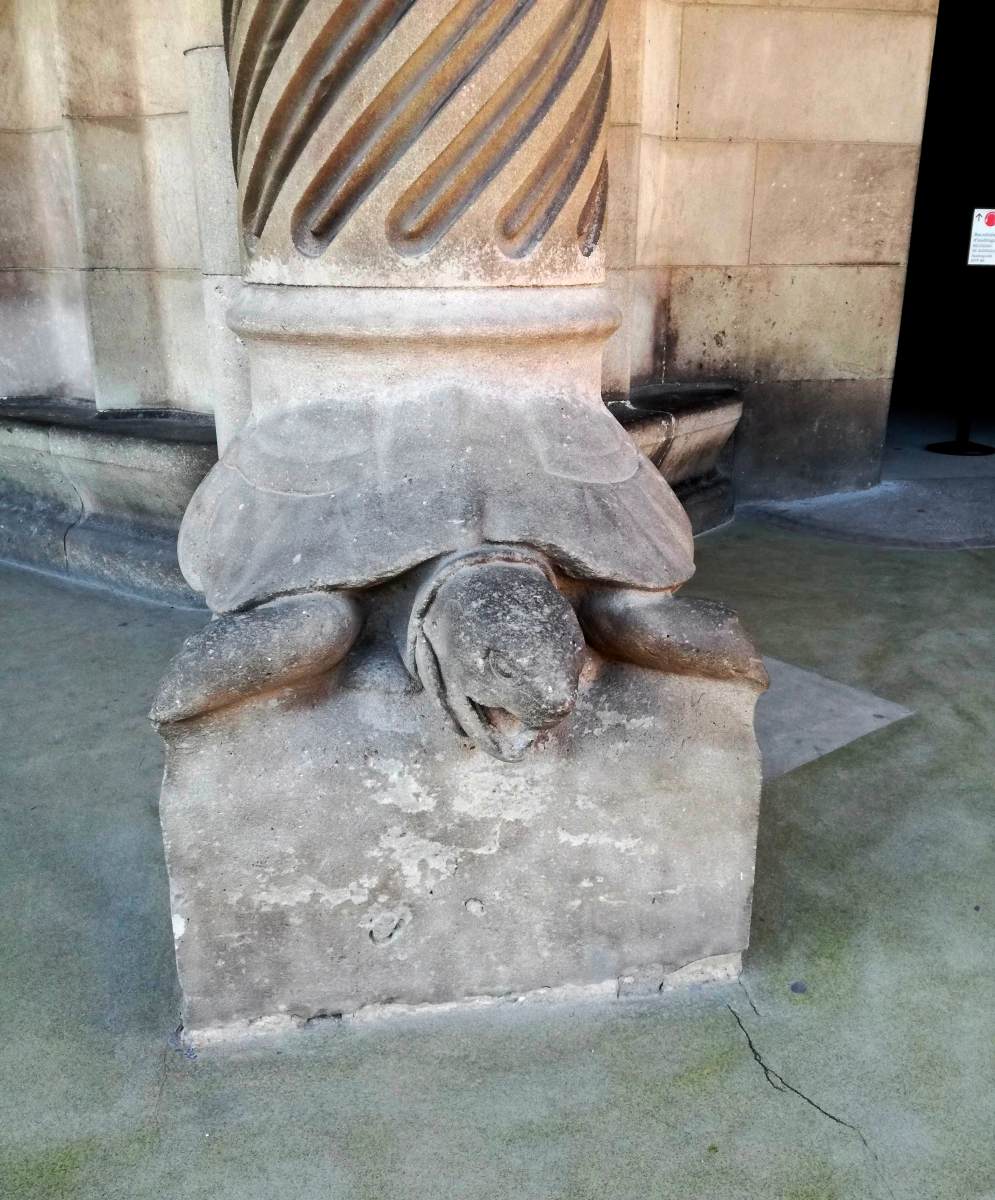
(466, 698, 542, 762)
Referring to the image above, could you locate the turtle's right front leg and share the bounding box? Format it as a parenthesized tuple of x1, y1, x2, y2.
(578, 588, 768, 691)
(150, 592, 362, 726)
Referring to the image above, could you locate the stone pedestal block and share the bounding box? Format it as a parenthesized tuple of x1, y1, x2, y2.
(161, 636, 761, 1036)
(153, 0, 765, 1040)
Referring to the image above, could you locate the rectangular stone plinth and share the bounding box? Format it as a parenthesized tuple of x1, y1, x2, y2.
(160, 644, 762, 1036)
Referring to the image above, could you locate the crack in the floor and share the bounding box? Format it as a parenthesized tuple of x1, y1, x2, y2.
(727, 1004, 868, 1143)
(151, 1045, 169, 1131)
(727, 1005, 897, 1200)
(737, 976, 761, 1017)
(57, 457, 86, 573)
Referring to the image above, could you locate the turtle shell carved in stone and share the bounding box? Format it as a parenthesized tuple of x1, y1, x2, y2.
(179, 390, 695, 614)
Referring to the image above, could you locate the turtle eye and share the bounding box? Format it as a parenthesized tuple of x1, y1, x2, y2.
(488, 650, 517, 681)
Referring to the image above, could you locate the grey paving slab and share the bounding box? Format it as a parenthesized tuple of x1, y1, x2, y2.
(758, 657, 913, 781)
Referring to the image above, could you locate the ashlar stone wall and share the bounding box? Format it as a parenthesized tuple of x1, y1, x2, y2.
(1, 0, 937, 498)
(0, 0, 92, 399)
(0, 0, 247, 427)
(604, 0, 937, 498)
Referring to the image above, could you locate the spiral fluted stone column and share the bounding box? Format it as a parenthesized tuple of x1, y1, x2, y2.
(221, 0, 616, 414)
(154, 0, 766, 1041)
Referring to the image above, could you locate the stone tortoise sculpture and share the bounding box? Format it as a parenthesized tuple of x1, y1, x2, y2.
(152, 390, 767, 761)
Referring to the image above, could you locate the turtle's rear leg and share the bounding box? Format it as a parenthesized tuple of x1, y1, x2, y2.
(151, 592, 362, 725)
(578, 589, 768, 691)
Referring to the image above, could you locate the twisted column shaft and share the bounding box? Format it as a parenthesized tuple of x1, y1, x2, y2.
(224, 0, 610, 287)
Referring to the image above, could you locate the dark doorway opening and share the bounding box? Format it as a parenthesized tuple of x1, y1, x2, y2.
(887, 0, 995, 477)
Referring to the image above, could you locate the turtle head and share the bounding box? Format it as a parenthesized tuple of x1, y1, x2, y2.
(421, 561, 585, 762)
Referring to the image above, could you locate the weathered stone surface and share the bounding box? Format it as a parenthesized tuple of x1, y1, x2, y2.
(153, 592, 362, 724)
(679, 7, 934, 143)
(733, 379, 892, 501)
(751, 142, 920, 266)
(606, 125, 640, 271)
(668, 265, 905, 383)
(628, 265, 669, 386)
(179, 382, 695, 613)
(198, 275, 250, 453)
(178, 37, 248, 447)
(0, 0, 62, 131)
(0, 418, 81, 571)
(65, 515, 203, 605)
(0, 269, 93, 399)
(70, 115, 201, 271)
(641, 0, 682, 138)
(638, 138, 756, 268)
(661, 399, 741, 487)
(406, 551, 586, 763)
(160, 640, 763, 1034)
(608, 0, 645, 126)
(182, 0, 225, 50)
(60, 428, 214, 603)
(604, 263, 668, 398)
(176, 281, 694, 614)
(609, 385, 742, 532)
(0, 396, 215, 441)
(622, 395, 744, 487)
(85, 269, 210, 411)
(233, 0, 610, 288)
(682, 0, 936, 11)
(48, 426, 215, 528)
(56, 0, 188, 118)
(603, 268, 634, 400)
(0, 129, 82, 270)
(580, 591, 767, 689)
(183, 47, 242, 276)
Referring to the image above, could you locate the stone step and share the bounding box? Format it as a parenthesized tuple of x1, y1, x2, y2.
(0, 397, 215, 605)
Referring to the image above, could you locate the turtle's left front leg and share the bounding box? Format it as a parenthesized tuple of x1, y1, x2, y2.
(578, 588, 768, 691)
(151, 591, 363, 725)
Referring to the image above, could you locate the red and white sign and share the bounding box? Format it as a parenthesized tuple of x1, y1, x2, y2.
(967, 209, 995, 266)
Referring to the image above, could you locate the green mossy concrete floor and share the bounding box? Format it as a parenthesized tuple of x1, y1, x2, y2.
(1, 522, 992, 1200)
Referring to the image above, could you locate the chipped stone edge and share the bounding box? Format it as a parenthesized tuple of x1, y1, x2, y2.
(181, 952, 743, 1051)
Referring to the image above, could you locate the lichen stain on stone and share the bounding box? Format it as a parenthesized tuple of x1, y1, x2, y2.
(670, 1042, 742, 1091)
(368, 906, 412, 946)
(557, 829, 643, 853)
(377, 828, 460, 892)
(362, 756, 439, 813)
(238, 873, 373, 913)
(1, 1130, 160, 1199)
(590, 705, 656, 735)
(452, 759, 554, 822)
